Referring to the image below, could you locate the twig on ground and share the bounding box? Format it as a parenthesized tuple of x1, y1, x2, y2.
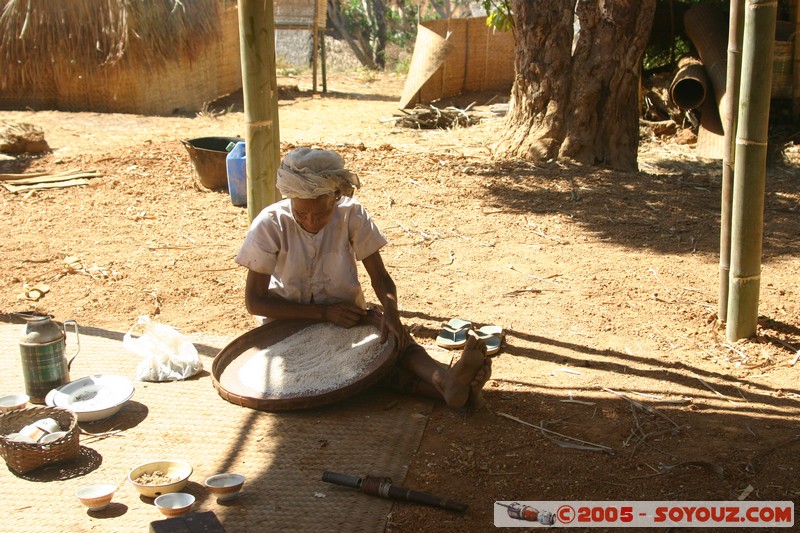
(602, 388, 680, 428)
(79, 425, 124, 443)
(659, 461, 724, 478)
(624, 407, 644, 448)
(592, 478, 632, 488)
(627, 391, 664, 400)
(525, 220, 565, 243)
(765, 335, 799, 354)
(745, 435, 800, 473)
(649, 398, 693, 406)
(632, 426, 689, 455)
(503, 287, 566, 297)
(79, 426, 121, 437)
(737, 484, 755, 501)
(507, 265, 566, 292)
(497, 411, 615, 454)
(406, 201, 440, 210)
(644, 463, 661, 474)
(604, 387, 684, 457)
(201, 266, 238, 272)
(560, 399, 596, 406)
(648, 267, 671, 294)
(722, 343, 750, 361)
(145, 244, 192, 250)
(693, 376, 740, 404)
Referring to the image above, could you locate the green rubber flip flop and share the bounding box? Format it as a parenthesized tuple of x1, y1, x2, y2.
(435, 318, 472, 348)
(472, 325, 504, 355)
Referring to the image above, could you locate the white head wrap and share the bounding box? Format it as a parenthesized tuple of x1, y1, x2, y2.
(276, 147, 361, 199)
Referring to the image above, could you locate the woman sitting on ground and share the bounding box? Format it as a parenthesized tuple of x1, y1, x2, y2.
(235, 147, 491, 408)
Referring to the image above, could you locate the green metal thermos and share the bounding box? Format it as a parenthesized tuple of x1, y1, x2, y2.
(18, 314, 80, 404)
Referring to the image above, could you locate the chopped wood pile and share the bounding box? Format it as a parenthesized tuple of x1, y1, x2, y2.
(390, 104, 480, 129)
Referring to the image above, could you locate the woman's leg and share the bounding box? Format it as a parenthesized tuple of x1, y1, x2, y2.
(389, 335, 491, 408)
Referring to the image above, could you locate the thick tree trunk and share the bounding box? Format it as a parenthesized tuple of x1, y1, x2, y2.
(495, 0, 655, 172)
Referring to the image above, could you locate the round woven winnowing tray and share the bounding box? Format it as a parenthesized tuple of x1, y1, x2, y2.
(211, 315, 398, 411)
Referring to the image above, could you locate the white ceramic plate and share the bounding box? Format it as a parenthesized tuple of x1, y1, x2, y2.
(45, 375, 135, 422)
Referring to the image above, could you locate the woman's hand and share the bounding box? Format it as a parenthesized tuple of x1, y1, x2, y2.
(379, 305, 409, 352)
(320, 302, 366, 328)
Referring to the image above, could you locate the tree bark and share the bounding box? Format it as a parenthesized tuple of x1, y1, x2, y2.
(327, 0, 377, 69)
(495, 0, 655, 172)
(373, 0, 387, 69)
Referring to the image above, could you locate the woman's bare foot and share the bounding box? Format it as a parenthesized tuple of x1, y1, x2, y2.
(441, 335, 487, 408)
(466, 356, 492, 410)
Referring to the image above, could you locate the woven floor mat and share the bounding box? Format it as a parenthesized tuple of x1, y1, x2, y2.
(0, 321, 434, 533)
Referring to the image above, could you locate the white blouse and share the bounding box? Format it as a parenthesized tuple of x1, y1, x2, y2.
(235, 197, 387, 309)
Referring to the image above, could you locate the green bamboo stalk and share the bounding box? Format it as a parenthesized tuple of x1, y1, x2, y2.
(726, 0, 776, 341)
(238, 0, 281, 222)
(719, 0, 744, 323)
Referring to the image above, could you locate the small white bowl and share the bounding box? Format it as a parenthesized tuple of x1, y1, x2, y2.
(39, 431, 68, 444)
(0, 393, 29, 414)
(5, 432, 36, 444)
(154, 492, 195, 517)
(204, 473, 246, 501)
(19, 424, 48, 442)
(32, 417, 61, 434)
(76, 484, 116, 511)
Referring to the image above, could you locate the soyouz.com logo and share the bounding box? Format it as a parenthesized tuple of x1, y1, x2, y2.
(494, 501, 795, 528)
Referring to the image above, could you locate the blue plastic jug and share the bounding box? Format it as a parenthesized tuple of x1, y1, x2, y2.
(226, 141, 247, 207)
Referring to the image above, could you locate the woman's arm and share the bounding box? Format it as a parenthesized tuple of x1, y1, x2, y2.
(244, 270, 365, 327)
(362, 251, 406, 348)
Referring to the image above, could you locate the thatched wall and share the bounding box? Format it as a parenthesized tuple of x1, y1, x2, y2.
(0, 0, 242, 115)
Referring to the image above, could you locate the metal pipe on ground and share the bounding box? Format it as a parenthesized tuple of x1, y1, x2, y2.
(684, 4, 730, 126)
(669, 56, 709, 110)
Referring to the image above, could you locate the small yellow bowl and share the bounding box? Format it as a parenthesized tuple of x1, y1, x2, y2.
(205, 473, 246, 501)
(154, 492, 195, 517)
(76, 484, 116, 512)
(128, 460, 192, 499)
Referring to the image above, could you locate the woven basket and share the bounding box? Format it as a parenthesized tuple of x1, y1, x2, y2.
(0, 406, 79, 474)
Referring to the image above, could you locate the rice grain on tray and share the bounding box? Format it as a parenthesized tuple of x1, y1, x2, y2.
(238, 323, 387, 395)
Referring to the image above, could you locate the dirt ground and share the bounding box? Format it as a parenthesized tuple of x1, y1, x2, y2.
(1, 70, 799, 532)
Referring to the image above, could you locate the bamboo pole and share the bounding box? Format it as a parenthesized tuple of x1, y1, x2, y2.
(238, 0, 281, 222)
(312, 4, 319, 92)
(321, 27, 328, 93)
(793, 0, 800, 120)
(726, 0, 776, 341)
(719, 0, 744, 323)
